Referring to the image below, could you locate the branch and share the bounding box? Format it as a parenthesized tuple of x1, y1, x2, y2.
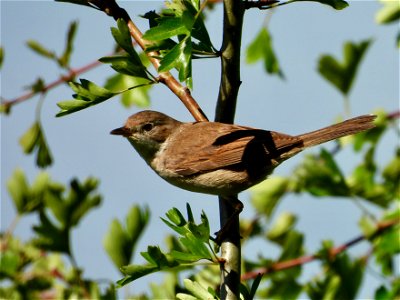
(215, 0, 245, 299)
(1, 59, 102, 111)
(90, 0, 208, 122)
(387, 110, 400, 120)
(241, 218, 400, 280)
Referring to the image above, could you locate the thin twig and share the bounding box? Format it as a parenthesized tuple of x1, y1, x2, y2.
(241, 218, 399, 280)
(90, 0, 208, 122)
(2, 59, 102, 110)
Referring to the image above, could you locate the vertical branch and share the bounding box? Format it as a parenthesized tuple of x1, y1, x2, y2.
(215, 1, 245, 299)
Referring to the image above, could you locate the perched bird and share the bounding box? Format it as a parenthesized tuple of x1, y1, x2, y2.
(111, 111, 376, 196)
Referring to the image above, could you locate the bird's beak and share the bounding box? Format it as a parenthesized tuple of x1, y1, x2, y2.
(110, 126, 130, 137)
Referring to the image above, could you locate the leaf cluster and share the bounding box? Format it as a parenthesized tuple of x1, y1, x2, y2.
(118, 204, 216, 288)
(141, 1, 216, 88)
(2, 171, 116, 299)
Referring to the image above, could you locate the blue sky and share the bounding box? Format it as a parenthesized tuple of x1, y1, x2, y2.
(1, 0, 398, 297)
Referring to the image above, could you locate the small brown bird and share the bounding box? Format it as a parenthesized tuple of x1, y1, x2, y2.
(111, 111, 376, 196)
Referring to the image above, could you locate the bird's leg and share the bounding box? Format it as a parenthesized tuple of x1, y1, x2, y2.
(213, 196, 243, 245)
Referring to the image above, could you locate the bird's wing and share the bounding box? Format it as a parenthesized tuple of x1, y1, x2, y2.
(165, 122, 302, 176)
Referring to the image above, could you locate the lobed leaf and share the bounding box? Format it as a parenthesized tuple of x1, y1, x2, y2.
(19, 122, 53, 168)
(111, 19, 142, 65)
(103, 205, 150, 271)
(246, 27, 284, 78)
(56, 79, 117, 116)
(318, 39, 372, 96)
(143, 16, 190, 41)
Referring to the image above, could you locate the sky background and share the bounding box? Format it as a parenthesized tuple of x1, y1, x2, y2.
(1, 0, 399, 298)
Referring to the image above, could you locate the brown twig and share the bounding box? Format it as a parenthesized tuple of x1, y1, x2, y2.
(387, 110, 400, 120)
(241, 218, 399, 280)
(90, 0, 208, 122)
(1, 59, 102, 111)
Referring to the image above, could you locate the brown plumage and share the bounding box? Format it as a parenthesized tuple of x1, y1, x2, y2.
(111, 111, 376, 196)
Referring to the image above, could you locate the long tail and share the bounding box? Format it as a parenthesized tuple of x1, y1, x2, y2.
(298, 115, 376, 148)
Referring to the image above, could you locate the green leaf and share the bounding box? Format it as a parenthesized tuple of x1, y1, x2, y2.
(103, 219, 132, 269)
(44, 177, 101, 228)
(7, 169, 30, 214)
(179, 232, 212, 260)
(19, 122, 41, 154)
(278, 230, 304, 261)
(374, 285, 390, 300)
(266, 278, 303, 300)
(70, 79, 116, 101)
(143, 16, 190, 41)
(32, 211, 71, 254)
(118, 245, 181, 286)
(318, 39, 372, 95)
(6, 170, 55, 215)
(117, 265, 159, 287)
(246, 27, 284, 78)
(104, 74, 152, 108)
(111, 19, 142, 65)
(36, 133, 53, 168)
(312, 243, 366, 300)
(26, 40, 56, 60)
(56, 79, 117, 117)
(19, 122, 53, 168)
(293, 149, 349, 197)
(103, 205, 150, 270)
(267, 212, 297, 242)
(159, 37, 193, 88)
(58, 21, 78, 68)
(99, 55, 149, 79)
(292, 0, 348, 9)
(29, 78, 46, 93)
(170, 250, 208, 262)
(181, 279, 215, 300)
(249, 274, 263, 300)
(0, 250, 21, 277)
(250, 176, 289, 218)
(376, 0, 400, 24)
(27, 176, 100, 255)
(126, 205, 150, 241)
(165, 207, 187, 227)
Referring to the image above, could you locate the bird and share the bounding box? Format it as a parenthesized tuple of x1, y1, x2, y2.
(110, 110, 376, 197)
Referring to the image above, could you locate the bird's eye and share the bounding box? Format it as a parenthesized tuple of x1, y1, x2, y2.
(142, 123, 153, 132)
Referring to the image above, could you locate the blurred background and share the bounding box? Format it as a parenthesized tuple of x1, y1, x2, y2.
(1, 0, 398, 297)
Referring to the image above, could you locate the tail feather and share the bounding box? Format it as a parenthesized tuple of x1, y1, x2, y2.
(298, 115, 376, 148)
